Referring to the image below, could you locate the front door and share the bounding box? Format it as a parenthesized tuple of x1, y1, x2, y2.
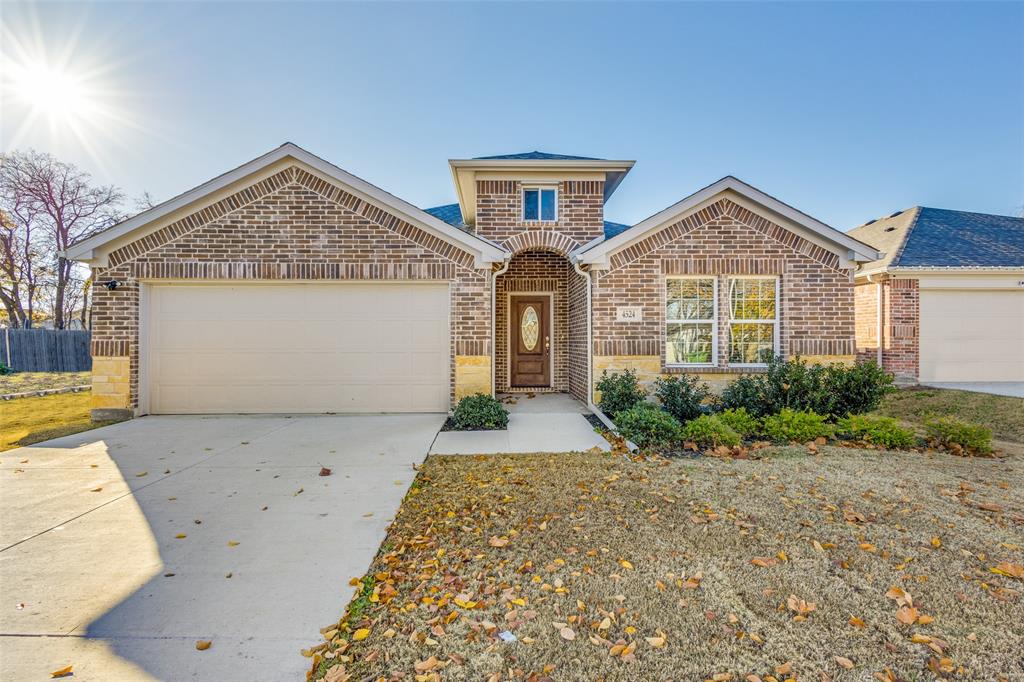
(510, 296, 550, 387)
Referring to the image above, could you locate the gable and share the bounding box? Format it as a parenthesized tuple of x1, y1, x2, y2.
(67, 143, 507, 268)
(577, 176, 882, 268)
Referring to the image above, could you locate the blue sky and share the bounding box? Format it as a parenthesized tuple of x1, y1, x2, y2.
(2, 1, 1022, 230)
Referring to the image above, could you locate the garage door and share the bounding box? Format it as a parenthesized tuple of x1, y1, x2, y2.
(144, 283, 449, 414)
(919, 289, 1024, 382)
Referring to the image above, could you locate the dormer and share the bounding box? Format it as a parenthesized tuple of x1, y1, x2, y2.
(448, 152, 634, 245)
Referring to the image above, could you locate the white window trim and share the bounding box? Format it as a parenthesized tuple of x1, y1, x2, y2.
(727, 275, 780, 367)
(522, 185, 558, 222)
(665, 276, 718, 367)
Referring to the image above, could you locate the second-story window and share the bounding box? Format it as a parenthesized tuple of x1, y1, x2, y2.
(523, 187, 557, 221)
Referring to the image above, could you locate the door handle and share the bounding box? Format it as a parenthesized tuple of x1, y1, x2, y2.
(544, 335, 550, 355)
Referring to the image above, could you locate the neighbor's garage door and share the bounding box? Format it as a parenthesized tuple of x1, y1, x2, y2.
(919, 289, 1024, 382)
(145, 283, 449, 414)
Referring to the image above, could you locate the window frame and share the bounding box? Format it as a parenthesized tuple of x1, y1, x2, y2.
(521, 186, 558, 222)
(726, 275, 780, 367)
(664, 275, 718, 368)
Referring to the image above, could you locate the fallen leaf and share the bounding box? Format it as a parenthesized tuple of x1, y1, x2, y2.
(227, 541, 240, 547)
(136, 471, 148, 477)
(90, 487, 102, 492)
(751, 557, 776, 568)
(991, 562, 1024, 580)
(489, 536, 509, 548)
(930, 537, 942, 548)
(195, 640, 211, 650)
(619, 559, 634, 570)
(896, 606, 920, 625)
(319, 467, 332, 477)
(645, 635, 666, 648)
(559, 627, 575, 640)
(50, 666, 73, 678)
(835, 656, 855, 669)
(849, 616, 866, 628)
(352, 628, 370, 641)
(175, 533, 186, 539)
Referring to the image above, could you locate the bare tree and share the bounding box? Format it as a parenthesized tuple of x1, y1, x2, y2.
(0, 151, 124, 328)
(0, 206, 43, 328)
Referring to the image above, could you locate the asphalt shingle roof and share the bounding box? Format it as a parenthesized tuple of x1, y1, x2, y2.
(472, 151, 602, 161)
(423, 203, 467, 229)
(849, 206, 1024, 269)
(603, 220, 632, 239)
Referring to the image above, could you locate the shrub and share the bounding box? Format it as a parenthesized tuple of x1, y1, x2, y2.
(451, 394, 509, 430)
(596, 370, 646, 418)
(819, 361, 895, 418)
(924, 416, 992, 454)
(654, 375, 710, 423)
(762, 408, 832, 443)
(717, 407, 761, 438)
(680, 414, 741, 448)
(720, 374, 769, 417)
(836, 414, 915, 449)
(0, 361, 11, 376)
(720, 357, 895, 419)
(615, 403, 682, 449)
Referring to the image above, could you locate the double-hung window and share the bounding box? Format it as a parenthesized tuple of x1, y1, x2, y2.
(523, 187, 557, 222)
(728, 277, 779, 365)
(666, 277, 717, 365)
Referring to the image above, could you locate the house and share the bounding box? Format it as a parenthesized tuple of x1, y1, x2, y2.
(66, 143, 882, 419)
(849, 207, 1024, 385)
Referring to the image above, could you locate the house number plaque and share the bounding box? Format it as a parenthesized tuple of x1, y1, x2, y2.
(616, 306, 643, 322)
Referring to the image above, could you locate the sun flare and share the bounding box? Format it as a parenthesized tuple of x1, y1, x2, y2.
(10, 61, 95, 123)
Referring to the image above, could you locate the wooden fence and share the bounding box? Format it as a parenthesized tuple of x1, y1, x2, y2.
(2, 329, 92, 372)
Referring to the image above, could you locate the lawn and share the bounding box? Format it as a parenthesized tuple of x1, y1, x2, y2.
(0, 370, 91, 395)
(309, 448, 1023, 682)
(0, 392, 121, 452)
(875, 387, 1024, 444)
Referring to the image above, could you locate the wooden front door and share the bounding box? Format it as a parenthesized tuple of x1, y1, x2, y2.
(510, 296, 550, 387)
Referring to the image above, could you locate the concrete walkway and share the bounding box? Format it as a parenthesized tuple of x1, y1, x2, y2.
(430, 393, 609, 455)
(922, 382, 1024, 398)
(0, 413, 444, 681)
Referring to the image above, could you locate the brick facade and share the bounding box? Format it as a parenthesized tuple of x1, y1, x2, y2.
(89, 165, 491, 414)
(591, 198, 856, 394)
(475, 180, 604, 246)
(854, 277, 919, 382)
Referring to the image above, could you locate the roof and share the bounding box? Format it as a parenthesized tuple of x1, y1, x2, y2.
(65, 143, 508, 267)
(849, 207, 1024, 270)
(472, 151, 602, 161)
(423, 203, 467, 230)
(576, 176, 883, 266)
(603, 220, 632, 239)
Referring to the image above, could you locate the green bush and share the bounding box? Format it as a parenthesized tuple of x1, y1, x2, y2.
(720, 357, 895, 419)
(680, 414, 741, 448)
(654, 375, 710, 423)
(615, 403, 682, 449)
(762, 408, 832, 443)
(717, 407, 761, 438)
(924, 416, 992, 454)
(0, 361, 11, 376)
(451, 394, 509, 430)
(819, 361, 895, 418)
(596, 370, 646, 418)
(836, 414, 915, 449)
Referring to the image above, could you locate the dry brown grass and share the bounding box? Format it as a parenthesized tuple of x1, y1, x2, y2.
(311, 448, 1024, 682)
(0, 370, 91, 395)
(875, 387, 1024, 445)
(0, 392, 121, 452)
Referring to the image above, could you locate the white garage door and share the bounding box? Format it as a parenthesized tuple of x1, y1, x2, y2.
(144, 283, 450, 414)
(920, 289, 1024, 382)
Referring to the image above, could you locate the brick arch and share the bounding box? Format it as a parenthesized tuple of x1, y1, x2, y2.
(502, 230, 580, 257)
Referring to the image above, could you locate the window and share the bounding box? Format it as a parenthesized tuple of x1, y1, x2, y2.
(666, 277, 716, 365)
(728, 277, 778, 365)
(523, 187, 557, 221)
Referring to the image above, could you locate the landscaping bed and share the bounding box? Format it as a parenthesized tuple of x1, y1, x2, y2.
(308, 448, 1023, 681)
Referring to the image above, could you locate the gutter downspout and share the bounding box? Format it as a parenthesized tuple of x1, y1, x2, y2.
(573, 260, 623, 440)
(490, 259, 510, 398)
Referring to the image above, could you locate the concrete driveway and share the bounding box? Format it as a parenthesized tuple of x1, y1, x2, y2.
(922, 382, 1024, 398)
(0, 413, 445, 681)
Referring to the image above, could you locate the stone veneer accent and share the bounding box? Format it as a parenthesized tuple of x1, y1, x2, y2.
(90, 356, 131, 418)
(854, 277, 919, 382)
(590, 198, 857, 397)
(89, 165, 491, 418)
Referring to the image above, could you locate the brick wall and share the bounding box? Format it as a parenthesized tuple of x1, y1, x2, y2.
(853, 278, 919, 381)
(90, 166, 491, 413)
(591, 198, 855, 388)
(475, 180, 605, 247)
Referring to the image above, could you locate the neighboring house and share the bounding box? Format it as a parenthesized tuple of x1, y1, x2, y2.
(849, 207, 1024, 384)
(66, 143, 881, 419)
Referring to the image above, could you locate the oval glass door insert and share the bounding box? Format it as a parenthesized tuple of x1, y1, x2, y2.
(521, 306, 539, 351)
